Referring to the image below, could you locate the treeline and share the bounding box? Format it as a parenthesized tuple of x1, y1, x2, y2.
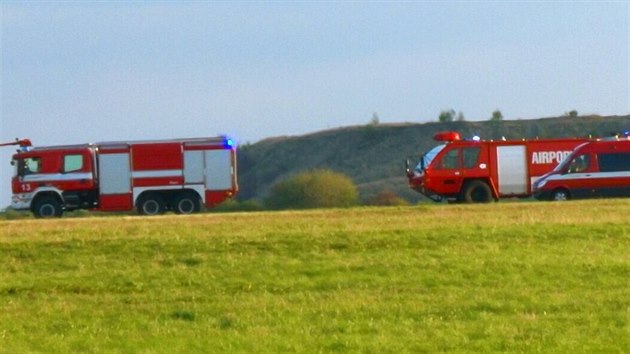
(437, 108, 579, 123)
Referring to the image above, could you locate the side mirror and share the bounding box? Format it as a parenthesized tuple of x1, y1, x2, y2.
(10, 160, 15, 166)
(405, 159, 411, 177)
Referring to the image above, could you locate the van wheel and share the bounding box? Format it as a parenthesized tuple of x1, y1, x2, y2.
(551, 189, 570, 201)
(173, 192, 201, 214)
(33, 196, 63, 218)
(137, 194, 166, 215)
(461, 180, 493, 203)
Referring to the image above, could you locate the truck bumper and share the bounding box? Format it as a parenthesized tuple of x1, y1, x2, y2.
(11, 193, 34, 210)
(422, 188, 446, 202)
(411, 185, 445, 202)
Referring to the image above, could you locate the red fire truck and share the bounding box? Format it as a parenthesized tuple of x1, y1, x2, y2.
(406, 131, 588, 202)
(2, 136, 237, 217)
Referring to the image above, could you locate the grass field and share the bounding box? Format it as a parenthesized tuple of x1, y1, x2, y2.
(1, 200, 630, 353)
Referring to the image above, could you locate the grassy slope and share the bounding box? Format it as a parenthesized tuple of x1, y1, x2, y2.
(2, 200, 630, 352)
(237, 115, 630, 202)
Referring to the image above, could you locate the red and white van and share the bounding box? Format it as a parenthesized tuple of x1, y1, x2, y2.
(533, 137, 630, 200)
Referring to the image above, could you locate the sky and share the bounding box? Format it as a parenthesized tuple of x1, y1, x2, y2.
(1, 1, 629, 208)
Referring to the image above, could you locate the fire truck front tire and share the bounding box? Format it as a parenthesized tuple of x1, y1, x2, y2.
(32, 196, 63, 218)
(137, 194, 166, 215)
(461, 180, 493, 203)
(551, 188, 570, 201)
(173, 192, 201, 214)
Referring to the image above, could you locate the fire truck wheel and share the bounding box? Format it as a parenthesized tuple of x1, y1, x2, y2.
(173, 192, 201, 214)
(551, 188, 570, 201)
(33, 196, 63, 218)
(137, 194, 166, 215)
(462, 180, 492, 203)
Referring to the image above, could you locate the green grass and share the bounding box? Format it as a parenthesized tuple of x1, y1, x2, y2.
(2, 200, 630, 352)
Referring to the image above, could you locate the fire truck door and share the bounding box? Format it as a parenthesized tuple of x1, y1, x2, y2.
(431, 148, 463, 196)
(59, 153, 95, 191)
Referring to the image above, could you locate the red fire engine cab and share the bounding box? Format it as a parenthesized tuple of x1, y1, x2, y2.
(5, 136, 237, 218)
(406, 131, 588, 203)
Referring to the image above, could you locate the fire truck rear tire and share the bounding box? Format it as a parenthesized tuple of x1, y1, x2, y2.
(173, 192, 201, 214)
(137, 194, 166, 215)
(33, 196, 63, 218)
(461, 180, 493, 203)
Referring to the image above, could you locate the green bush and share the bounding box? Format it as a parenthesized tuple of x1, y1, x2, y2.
(265, 169, 358, 210)
(365, 189, 410, 206)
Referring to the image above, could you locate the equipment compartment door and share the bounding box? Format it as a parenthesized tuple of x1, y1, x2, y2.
(98, 153, 132, 210)
(184, 150, 204, 184)
(205, 149, 232, 190)
(497, 146, 528, 195)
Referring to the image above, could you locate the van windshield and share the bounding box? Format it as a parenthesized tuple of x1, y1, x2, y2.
(552, 142, 589, 173)
(415, 144, 446, 172)
(552, 150, 578, 173)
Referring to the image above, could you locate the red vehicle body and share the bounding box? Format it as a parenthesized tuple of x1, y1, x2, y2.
(406, 131, 588, 202)
(533, 137, 630, 200)
(7, 136, 237, 217)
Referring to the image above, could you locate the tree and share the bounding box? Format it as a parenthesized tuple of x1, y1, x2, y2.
(264, 169, 358, 210)
(490, 109, 503, 121)
(456, 111, 465, 122)
(564, 110, 578, 118)
(438, 109, 456, 122)
(370, 112, 380, 125)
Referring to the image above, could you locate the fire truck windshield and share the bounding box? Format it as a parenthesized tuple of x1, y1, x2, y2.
(415, 144, 446, 172)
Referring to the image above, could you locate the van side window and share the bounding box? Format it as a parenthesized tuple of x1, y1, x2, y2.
(438, 149, 460, 169)
(568, 154, 590, 174)
(598, 153, 630, 172)
(64, 154, 84, 172)
(462, 147, 481, 169)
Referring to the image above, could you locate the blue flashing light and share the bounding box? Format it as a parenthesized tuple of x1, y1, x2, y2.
(224, 138, 234, 149)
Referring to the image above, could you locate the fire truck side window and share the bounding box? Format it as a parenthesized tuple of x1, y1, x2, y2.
(439, 149, 460, 169)
(20, 157, 41, 175)
(462, 147, 481, 169)
(64, 154, 84, 172)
